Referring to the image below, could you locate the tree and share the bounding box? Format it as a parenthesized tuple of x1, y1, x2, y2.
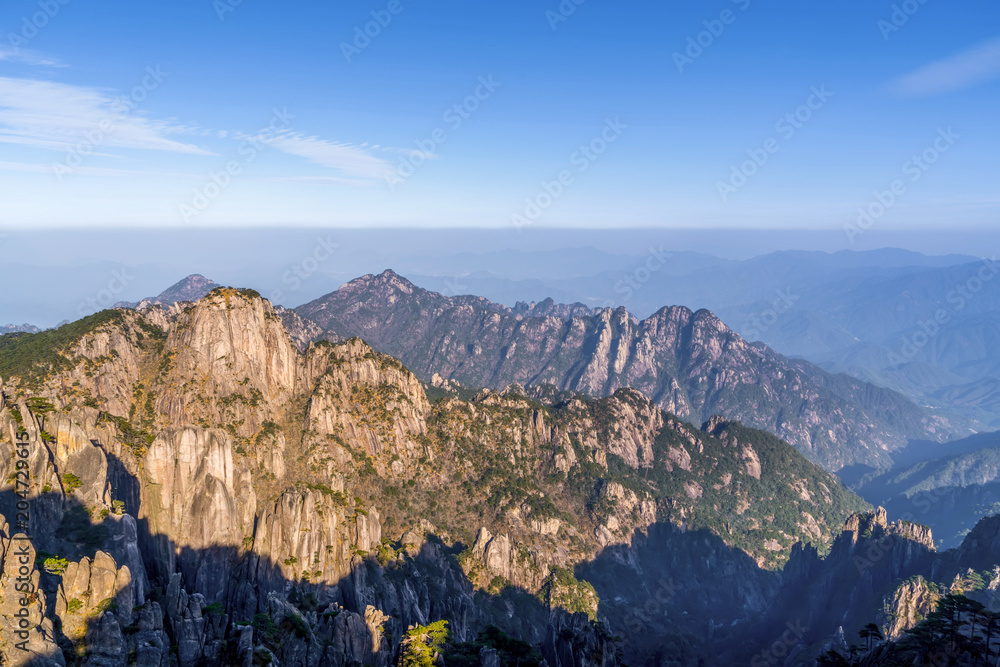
(400, 620, 450, 667)
(980, 608, 999, 665)
(859, 623, 884, 652)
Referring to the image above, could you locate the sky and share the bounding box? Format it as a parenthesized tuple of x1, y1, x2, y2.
(0, 0, 998, 230)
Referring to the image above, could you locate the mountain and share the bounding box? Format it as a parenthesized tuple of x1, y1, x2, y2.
(0, 289, 877, 666)
(1, 323, 41, 334)
(115, 274, 221, 309)
(296, 270, 972, 471)
(9, 288, 1000, 665)
(713, 258, 1000, 426)
(851, 431, 1000, 548)
(391, 248, 1000, 427)
(149, 273, 220, 305)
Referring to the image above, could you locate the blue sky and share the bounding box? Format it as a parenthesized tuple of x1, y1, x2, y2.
(0, 0, 998, 229)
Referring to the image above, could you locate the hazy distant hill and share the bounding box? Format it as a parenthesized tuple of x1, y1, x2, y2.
(0, 323, 41, 335)
(399, 249, 1000, 428)
(116, 273, 221, 308)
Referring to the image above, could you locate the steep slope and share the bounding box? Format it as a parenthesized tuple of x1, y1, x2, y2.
(855, 431, 1000, 548)
(296, 270, 968, 470)
(0, 290, 870, 666)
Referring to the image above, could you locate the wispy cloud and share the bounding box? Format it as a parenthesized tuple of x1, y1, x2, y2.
(893, 37, 1000, 96)
(273, 175, 374, 187)
(0, 47, 64, 67)
(264, 131, 398, 181)
(0, 160, 198, 179)
(0, 77, 213, 154)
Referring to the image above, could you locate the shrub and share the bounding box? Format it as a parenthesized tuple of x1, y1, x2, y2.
(252, 613, 281, 646)
(61, 473, 83, 493)
(43, 556, 69, 574)
(283, 613, 310, 639)
(400, 620, 450, 667)
(204, 602, 225, 616)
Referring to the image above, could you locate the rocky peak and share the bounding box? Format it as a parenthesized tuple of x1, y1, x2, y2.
(340, 269, 416, 296)
(156, 274, 221, 305)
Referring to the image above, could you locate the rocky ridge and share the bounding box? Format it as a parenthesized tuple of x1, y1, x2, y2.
(296, 270, 969, 471)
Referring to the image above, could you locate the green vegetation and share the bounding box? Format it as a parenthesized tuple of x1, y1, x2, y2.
(93, 598, 118, 615)
(42, 555, 69, 575)
(97, 412, 155, 455)
(61, 473, 83, 493)
(444, 625, 543, 667)
(204, 602, 225, 616)
(283, 613, 309, 639)
(67, 598, 83, 613)
(400, 620, 450, 667)
(541, 567, 598, 620)
(251, 613, 282, 647)
(0, 311, 126, 385)
(26, 397, 56, 414)
(376, 539, 399, 566)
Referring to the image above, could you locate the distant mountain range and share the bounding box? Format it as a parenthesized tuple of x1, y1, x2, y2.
(295, 270, 974, 471)
(7, 247, 1000, 433)
(395, 248, 1000, 429)
(0, 323, 40, 334)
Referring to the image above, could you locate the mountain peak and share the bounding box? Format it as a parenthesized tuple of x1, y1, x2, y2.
(156, 274, 221, 305)
(342, 269, 418, 295)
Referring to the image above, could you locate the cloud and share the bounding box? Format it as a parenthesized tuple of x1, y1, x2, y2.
(0, 160, 198, 179)
(0, 76, 214, 155)
(264, 131, 397, 180)
(0, 47, 64, 67)
(893, 37, 1000, 96)
(273, 175, 374, 187)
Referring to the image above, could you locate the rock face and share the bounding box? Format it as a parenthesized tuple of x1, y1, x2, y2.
(879, 576, 939, 640)
(0, 285, 993, 667)
(296, 270, 965, 470)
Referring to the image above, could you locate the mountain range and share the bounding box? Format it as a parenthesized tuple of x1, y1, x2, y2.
(296, 270, 972, 472)
(3, 285, 1000, 666)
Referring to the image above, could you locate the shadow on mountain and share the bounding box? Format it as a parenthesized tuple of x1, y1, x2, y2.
(575, 522, 781, 666)
(0, 473, 622, 667)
